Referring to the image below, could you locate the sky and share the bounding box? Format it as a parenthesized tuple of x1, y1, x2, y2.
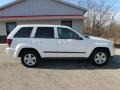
(67, 0, 120, 11)
(0, 0, 14, 6)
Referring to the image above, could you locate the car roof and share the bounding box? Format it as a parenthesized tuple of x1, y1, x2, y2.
(18, 24, 70, 28)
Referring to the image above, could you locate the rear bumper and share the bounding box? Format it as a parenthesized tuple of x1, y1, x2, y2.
(6, 48, 15, 58)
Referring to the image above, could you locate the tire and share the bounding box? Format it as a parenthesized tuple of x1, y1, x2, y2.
(21, 50, 40, 68)
(90, 49, 110, 66)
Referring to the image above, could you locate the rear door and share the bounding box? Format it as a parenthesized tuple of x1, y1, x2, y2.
(11, 27, 34, 48)
(33, 27, 58, 58)
(57, 27, 86, 57)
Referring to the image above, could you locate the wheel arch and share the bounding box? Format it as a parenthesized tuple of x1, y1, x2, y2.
(89, 47, 111, 58)
(18, 48, 41, 58)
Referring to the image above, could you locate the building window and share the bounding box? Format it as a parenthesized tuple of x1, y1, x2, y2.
(61, 21, 72, 28)
(6, 22, 17, 35)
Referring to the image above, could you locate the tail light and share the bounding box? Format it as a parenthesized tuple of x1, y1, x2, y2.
(6, 39, 12, 47)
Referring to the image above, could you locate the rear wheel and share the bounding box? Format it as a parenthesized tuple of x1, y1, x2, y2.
(21, 50, 40, 68)
(90, 49, 110, 66)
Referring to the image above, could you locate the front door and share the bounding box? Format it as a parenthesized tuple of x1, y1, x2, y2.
(57, 27, 86, 57)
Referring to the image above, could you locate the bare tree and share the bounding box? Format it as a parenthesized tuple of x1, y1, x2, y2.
(109, 12, 117, 38)
(79, 0, 114, 37)
(78, 0, 120, 45)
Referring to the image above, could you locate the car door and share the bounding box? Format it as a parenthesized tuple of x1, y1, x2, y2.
(57, 27, 86, 57)
(33, 27, 58, 58)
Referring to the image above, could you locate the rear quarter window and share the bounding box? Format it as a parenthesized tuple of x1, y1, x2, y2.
(14, 27, 33, 38)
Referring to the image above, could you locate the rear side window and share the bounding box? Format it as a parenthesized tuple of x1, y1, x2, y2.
(14, 27, 33, 38)
(35, 27, 54, 38)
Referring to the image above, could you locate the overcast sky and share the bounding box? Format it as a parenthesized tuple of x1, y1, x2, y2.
(67, 0, 120, 11)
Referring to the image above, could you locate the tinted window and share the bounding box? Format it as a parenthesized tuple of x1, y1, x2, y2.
(14, 27, 33, 38)
(35, 27, 54, 38)
(57, 27, 80, 39)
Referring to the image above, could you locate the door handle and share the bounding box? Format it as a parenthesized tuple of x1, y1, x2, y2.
(58, 41, 66, 44)
(58, 41, 62, 44)
(33, 40, 41, 43)
(67, 39, 73, 42)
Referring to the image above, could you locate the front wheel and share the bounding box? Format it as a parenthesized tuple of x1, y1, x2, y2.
(90, 49, 110, 66)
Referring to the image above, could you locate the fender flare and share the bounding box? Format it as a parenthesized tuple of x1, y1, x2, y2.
(14, 44, 43, 58)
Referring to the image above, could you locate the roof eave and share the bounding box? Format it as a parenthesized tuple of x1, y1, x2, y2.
(0, 15, 86, 21)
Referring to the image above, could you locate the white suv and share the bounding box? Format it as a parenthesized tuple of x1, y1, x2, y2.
(6, 25, 115, 67)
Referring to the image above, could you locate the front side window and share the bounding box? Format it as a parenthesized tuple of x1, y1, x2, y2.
(35, 27, 54, 38)
(14, 27, 33, 38)
(57, 27, 80, 40)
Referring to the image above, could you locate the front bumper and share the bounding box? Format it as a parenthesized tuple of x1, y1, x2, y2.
(110, 47, 115, 57)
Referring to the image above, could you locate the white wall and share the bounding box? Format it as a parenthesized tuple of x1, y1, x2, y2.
(0, 19, 84, 37)
(17, 19, 84, 33)
(17, 20, 61, 25)
(72, 20, 84, 34)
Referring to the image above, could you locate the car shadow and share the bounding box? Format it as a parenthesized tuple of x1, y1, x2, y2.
(35, 55, 120, 70)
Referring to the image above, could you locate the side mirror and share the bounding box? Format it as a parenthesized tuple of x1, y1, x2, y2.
(79, 37, 83, 40)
